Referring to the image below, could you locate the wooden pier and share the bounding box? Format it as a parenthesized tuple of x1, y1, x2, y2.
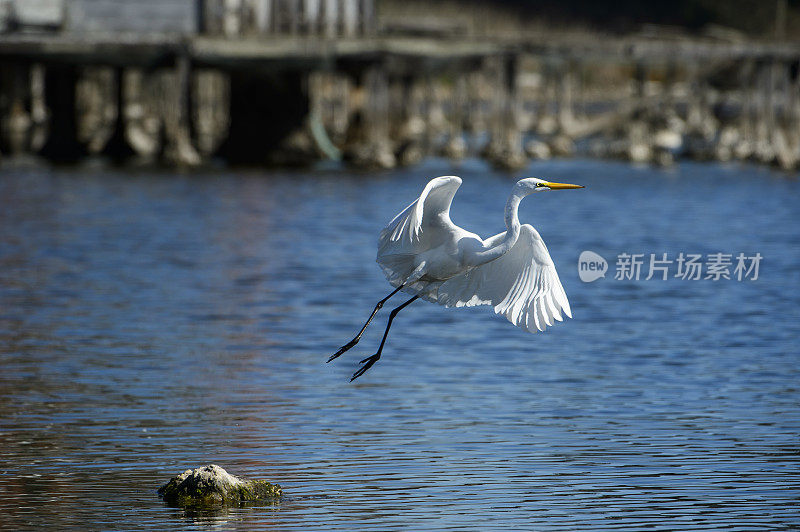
(1, 0, 799, 169)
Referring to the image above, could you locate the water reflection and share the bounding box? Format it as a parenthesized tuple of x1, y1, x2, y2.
(1, 160, 799, 530)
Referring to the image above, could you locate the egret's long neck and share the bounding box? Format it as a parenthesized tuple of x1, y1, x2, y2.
(465, 189, 525, 267)
(504, 192, 522, 237)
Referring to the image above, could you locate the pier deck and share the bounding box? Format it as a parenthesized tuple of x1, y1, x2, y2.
(2, 33, 799, 68)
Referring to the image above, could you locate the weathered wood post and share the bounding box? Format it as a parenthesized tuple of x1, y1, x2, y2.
(485, 53, 526, 170)
(321, 0, 336, 37)
(359, 0, 375, 35)
(192, 69, 230, 157)
(753, 60, 776, 163)
(288, 0, 300, 34)
(535, 59, 557, 136)
(734, 59, 756, 160)
(550, 57, 576, 157)
(772, 59, 799, 170)
(353, 66, 395, 168)
(392, 74, 425, 166)
(75, 66, 117, 156)
(341, 0, 358, 37)
(162, 49, 202, 167)
(222, 0, 243, 37)
(442, 75, 467, 160)
(29, 64, 49, 154)
(464, 70, 485, 141)
(341, 64, 395, 168)
(558, 59, 575, 133)
(509, 52, 529, 166)
(423, 73, 447, 157)
(122, 68, 162, 162)
(0, 63, 32, 157)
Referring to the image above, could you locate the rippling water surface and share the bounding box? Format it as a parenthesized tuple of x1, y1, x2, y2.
(1, 159, 798, 530)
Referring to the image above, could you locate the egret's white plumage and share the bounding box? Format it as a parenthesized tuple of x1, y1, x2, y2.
(376, 175, 574, 332)
(331, 174, 583, 380)
(437, 225, 571, 332)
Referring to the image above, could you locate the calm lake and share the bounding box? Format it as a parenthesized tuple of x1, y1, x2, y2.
(1, 159, 798, 530)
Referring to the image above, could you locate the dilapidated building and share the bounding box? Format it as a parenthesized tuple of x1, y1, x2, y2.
(0, 0, 374, 37)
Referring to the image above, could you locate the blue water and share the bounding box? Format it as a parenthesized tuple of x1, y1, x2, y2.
(0, 159, 798, 530)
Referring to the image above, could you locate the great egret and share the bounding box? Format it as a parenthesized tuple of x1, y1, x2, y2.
(329, 175, 584, 381)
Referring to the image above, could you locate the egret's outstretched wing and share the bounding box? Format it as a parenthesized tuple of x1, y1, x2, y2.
(437, 224, 572, 332)
(377, 176, 462, 285)
(379, 175, 461, 250)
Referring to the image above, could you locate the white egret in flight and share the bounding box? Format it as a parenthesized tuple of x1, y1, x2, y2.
(329, 175, 584, 381)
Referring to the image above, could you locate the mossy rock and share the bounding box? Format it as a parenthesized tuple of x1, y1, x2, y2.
(158, 465, 282, 507)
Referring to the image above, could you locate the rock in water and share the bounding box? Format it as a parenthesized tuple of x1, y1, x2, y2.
(158, 465, 282, 507)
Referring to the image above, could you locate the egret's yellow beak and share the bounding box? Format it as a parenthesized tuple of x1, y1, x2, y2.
(543, 181, 584, 190)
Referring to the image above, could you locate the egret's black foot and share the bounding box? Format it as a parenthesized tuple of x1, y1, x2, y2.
(328, 340, 358, 363)
(350, 354, 381, 382)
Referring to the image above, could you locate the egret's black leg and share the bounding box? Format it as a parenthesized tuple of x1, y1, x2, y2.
(328, 283, 405, 363)
(350, 295, 419, 382)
